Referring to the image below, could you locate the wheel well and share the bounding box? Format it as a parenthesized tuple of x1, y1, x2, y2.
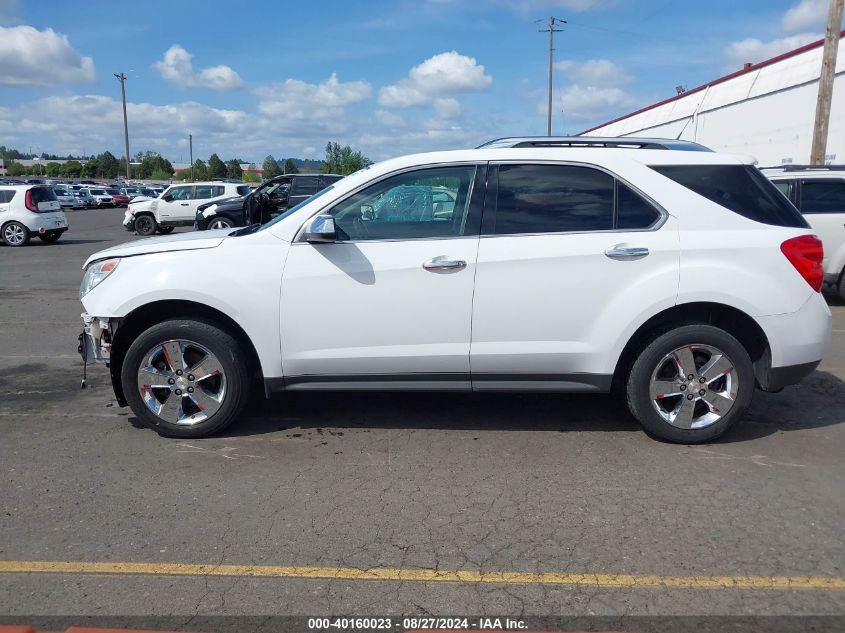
(108, 300, 263, 406)
(611, 302, 771, 394)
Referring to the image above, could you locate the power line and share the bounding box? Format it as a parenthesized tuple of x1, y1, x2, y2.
(537, 16, 566, 136)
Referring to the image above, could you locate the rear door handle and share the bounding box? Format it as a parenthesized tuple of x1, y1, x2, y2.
(605, 246, 649, 259)
(180, 203, 189, 206)
(423, 257, 467, 271)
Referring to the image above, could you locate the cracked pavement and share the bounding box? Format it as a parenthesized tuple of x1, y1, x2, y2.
(1, 209, 844, 618)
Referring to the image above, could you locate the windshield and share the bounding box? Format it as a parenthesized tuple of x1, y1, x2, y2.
(89, 189, 106, 195)
(254, 185, 336, 233)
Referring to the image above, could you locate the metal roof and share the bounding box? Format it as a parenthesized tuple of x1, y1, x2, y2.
(579, 29, 845, 137)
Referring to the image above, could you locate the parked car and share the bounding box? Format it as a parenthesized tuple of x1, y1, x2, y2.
(763, 165, 845, 299)
(105, 188, 130, 207)
(195, 174, 341, 230)
(83, 187, 114, 208)
(0, 184, 68, 246)
(123, 182, 250, 236)
(73, 189, 96, 208)
(79, 137, 831, 442)
(53, 188, 84, 209)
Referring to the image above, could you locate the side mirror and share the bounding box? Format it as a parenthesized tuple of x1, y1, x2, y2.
(162, 194, 173, 202)
(361, 204, 374, 220)
(303, 214, 337, 243)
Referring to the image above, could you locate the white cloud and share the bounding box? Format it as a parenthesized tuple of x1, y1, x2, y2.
(723, 32, 821, 69)
(153, 44, 244, 91)
(0, 25, 94, 86)
(378, 51, 492, 107)
(255, 73, 371, 128)
(375, 110, 405, 127)
(782, 0, 831, 32)
(552, 85, 634, 122)
(554, 58, 632, 87)
(433, 97, 462, 118)
(507, 0, 611, 9)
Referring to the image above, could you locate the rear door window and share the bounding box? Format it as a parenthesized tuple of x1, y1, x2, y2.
(194, 185, 214, 200)
(291, 177, 320, 197)
(652, 165, 807, 228)
(800, 180, 845, 214)
(491, 164, 614, 234)
(617, 181, 661, 229)
(0, 190, 15, 203)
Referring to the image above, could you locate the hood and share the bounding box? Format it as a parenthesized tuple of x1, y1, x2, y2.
(83, 229, 230, 268)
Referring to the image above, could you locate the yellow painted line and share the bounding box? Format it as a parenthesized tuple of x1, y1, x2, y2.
(0, 561, 844, 590)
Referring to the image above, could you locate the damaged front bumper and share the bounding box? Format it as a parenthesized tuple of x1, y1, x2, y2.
(79, 312, 113, 364)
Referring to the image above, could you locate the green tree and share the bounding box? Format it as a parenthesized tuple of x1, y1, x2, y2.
(96, 151, 119, 178)
(60, 161, 83, 178)
(242, 171, 261, 183)
(81, 158, 99, 178)
(225, 159, 242, 180)
(45, 162, 61, 177)
(262, 155, 280, 178)
(208, 153, 226, 179)
(192, 159, 208, 181)
(6, 160, 24, 177)
(283, 158, 299, 174)
(150, 168, 171, 181)
(321, 141, 372, 176)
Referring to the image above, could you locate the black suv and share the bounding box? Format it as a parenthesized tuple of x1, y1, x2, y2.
(195, 173, 343, 230)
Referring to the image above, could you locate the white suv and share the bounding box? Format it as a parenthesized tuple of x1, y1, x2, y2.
(123, 182, 251, 236)
(0, 184, 68, 246)
(79, 138, 831, 443)
(763, 166, 845, 299)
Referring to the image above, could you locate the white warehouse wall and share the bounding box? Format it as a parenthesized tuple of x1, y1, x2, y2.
(582, 35, 845, 167)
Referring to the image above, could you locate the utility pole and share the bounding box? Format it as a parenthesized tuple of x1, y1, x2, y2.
(189, 134, 194, 182)
(538, 16, 566, 136)
(114, 72, 131, 179)
(810, 0, 843, 165)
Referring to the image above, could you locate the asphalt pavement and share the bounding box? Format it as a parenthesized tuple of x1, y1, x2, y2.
(1, 208, 845, 626)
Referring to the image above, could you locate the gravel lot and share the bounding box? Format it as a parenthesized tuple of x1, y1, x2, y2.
(1, 208, 845, 626)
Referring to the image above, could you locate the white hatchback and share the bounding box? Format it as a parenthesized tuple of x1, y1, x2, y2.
(79, 138, 831, 443)
(0, 184, 68, 246)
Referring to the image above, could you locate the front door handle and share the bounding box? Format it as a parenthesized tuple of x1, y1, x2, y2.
(423, 257, 467, 271)
(605, 246, 649, 259)
(180, 203, 189, 206)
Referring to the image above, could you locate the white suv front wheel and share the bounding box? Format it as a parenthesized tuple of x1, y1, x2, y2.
(121, 319, 250, 438)
(625, 325, 754, 443)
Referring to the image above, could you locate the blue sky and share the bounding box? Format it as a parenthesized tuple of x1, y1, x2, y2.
(0, 0, 837, 163)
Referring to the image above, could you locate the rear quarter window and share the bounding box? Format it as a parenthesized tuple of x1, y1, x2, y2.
(0, 190, 15, 203)
(652, 165, 807, 228)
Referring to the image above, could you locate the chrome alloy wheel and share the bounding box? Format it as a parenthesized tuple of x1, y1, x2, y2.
(137, 339, 226, 426)
(3, 223, 26, 245)
(209, 218, 232, 229)
(649, 344, 738, 430)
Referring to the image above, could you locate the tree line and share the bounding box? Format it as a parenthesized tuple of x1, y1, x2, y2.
(3, 142, 373, 181)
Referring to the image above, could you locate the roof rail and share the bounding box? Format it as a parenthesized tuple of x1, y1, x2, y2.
(760, 164, 845, 172)
(476, 136, 713, 152)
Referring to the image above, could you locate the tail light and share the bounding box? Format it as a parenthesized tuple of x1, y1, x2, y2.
(24, 189, 38, 212)
(781, 235, 824, 292)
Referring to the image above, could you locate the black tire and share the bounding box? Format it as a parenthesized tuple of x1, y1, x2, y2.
(121, 319, 251, 438)
(2, 221, 30, 247)
(134, 214, 157, 236)
(837, 271, 845, 303)
(38, 233, 61, 243)
(625, 324, 754, 443)
(157, 226, 175, 234)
